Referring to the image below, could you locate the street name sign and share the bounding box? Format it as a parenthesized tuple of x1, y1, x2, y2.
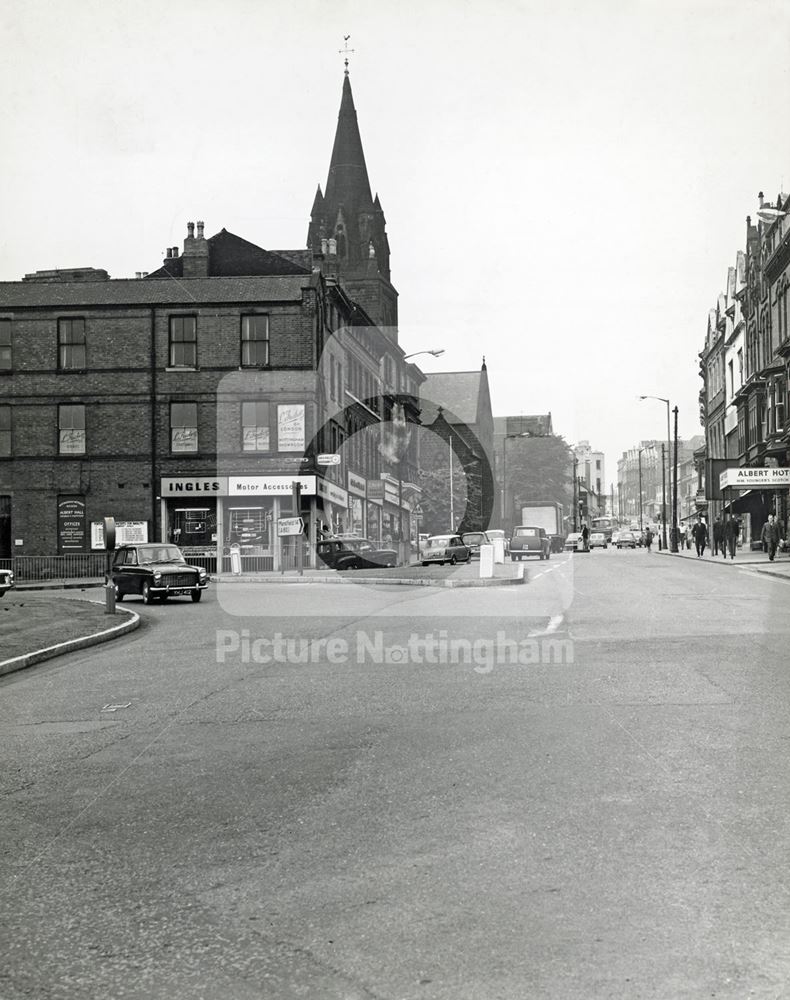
(278, 517, 304, 536)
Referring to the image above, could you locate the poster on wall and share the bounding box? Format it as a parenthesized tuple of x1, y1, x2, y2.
(277, 404, 305, 452)
(58, 496, 86, 552)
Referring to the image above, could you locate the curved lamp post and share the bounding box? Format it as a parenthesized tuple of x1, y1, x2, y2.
(639, 395, 670, 550)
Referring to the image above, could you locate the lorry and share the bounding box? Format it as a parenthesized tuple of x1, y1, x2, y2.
(519, 501, 565, 553)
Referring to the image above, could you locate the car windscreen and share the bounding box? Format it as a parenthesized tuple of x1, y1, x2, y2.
(138, 545, 183, 563)
(513, 528, 538, 537)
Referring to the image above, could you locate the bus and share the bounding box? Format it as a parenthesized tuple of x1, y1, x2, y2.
(590, 516, 615, 543)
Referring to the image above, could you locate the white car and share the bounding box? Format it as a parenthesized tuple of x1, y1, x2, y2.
(564, 532, 583, 551)
(0, 567, 15, 597)
(589, 532, 608, 549)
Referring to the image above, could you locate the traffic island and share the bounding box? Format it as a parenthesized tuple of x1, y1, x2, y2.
(0, 593, 140, 677)
(214, 561, 527, 587)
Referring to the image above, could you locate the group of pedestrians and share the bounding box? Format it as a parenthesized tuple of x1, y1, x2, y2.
(689, 513, 785, 561)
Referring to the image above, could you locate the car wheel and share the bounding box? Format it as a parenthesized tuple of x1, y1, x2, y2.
(450, 555, 457, 565)
(191, 591, 202, 603)
(113, 582, 124, 603)
(422, 562, 429, 567)
(141, 581, 154, 605)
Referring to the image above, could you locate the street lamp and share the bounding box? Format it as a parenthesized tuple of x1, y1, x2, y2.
(638, 447, 644, 532)
(403, 348, 445, 362)
(638, 395, 670, 550)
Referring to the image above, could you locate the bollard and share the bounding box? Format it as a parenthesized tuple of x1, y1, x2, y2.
(104, 579, 116, 615)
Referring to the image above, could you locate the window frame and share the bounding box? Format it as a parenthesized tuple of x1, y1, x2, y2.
(170, 401, 199, 453)
(58, 317, 87, 370)
(0, 318, 11, 372)
(58, 403, 86, 455)
(241, 401, 271, 452)
(240, 314, 270, 368)
(168, 315, 198, 369)
(0, 404, 10, 457)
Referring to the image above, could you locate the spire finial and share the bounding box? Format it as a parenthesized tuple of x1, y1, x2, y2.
(339, 34, 354, 75)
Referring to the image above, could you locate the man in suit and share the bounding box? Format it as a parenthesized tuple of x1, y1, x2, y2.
(692, 517, 708, 557)
(723, 516, 739, 559)
(761, 514, 783, 561)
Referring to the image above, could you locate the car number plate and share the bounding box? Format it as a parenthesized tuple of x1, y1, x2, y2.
(169, 588, 191, 595)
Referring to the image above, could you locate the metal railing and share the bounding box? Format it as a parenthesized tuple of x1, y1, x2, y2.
(0, 554, 108, 583)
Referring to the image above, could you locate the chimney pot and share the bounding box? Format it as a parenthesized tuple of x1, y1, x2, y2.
(196, 220, 204, 238)
(328, 237, 337, 256)
(135, 271, 142, 279)
(166, 248, 172, 259)
(759, 192, 764, 207)
(172, 247, 179, 256)
(187, 222, 195, 238)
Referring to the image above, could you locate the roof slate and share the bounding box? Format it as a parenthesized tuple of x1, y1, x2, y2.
(0, 274, 312, 308)
(420, 371, 485, 426)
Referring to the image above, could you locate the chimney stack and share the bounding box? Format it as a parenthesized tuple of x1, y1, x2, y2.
(187, 221, 195, 238)
(196, 220, 204, 238)
(182, 217, 209, 278)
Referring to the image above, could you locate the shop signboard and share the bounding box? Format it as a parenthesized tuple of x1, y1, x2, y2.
(317, 478, 348, 507)
(366, 479, 385, 501)
(347, 471, 366, 497)
(719, 467, 790, 490)
(161, 477, 228, 496)
(58, 496, 86, 552)
(229, 475, 316, 496)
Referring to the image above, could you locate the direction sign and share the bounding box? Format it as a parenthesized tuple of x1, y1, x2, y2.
(277, 517, 305, 536)
(317, 453, 341, 466)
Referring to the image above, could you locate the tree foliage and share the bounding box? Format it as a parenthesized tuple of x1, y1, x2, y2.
(506, 435, 573, 514)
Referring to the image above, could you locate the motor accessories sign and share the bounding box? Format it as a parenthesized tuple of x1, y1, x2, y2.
(719, 467, 790, 490)
(57, 496, 86, 552)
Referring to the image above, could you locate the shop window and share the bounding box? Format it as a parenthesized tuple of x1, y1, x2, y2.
(169, 316, 197, 368)
(0, 319, 11, 371)
(58, 318, 86, 369)
(59, 404, 86, 454)
(171, 402, 198, 453)
(228, 507, 270, 550)
(171, 507, 215, 548)
(0, 406, 10, 456)
(241, 315, 269, 367)
(241, 401, 270, 451)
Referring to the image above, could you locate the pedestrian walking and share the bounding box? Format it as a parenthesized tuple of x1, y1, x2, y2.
(723, 516, 738, 559)
(581, 523, 589, 552)
(645, 527, 654, 552)
(692, 517, 708, 557)
(761, 514, 783, 562)
(712, 517, 723, 556)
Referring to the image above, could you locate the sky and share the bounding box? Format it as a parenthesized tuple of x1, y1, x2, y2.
(2, 0, 789, 482)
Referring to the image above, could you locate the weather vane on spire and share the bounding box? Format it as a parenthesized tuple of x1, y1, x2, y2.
(339, 35, 354, 74)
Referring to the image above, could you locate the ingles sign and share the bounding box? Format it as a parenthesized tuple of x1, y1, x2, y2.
(719, 467, 790, 490)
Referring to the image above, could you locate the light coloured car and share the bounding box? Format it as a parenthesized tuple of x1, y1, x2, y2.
(589, 532, 608, 549)
(485, 529, 509, 553)
(421, 534, 471, 566)
(564, 532, 582, 551)
(0, 567, 14, 597)
(616, 531, 637, 550)
(461, 531, 492, 559)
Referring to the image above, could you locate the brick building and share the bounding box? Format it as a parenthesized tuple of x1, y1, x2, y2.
(0, 70, 424, 568)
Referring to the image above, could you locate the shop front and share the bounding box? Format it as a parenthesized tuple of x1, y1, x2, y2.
(161, 474, 347, 572)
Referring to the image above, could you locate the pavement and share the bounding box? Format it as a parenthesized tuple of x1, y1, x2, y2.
(656, 543, 790, 578)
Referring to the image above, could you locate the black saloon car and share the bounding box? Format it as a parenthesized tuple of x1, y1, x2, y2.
(111, 544, 209, 604)
(316, 537, 398, 570)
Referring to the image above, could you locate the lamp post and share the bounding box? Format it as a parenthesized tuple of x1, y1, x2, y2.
(672, 405, 679, 552)
(639, 395, 671, 550)
(638, 447, 644, 532)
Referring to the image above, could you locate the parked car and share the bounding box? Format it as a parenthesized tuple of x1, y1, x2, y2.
(589, 532, 608, 550)
(0, 567, 14, 597)
(461, 531, 492, 559)
(111, 543, 209, 604)
(616, 531, 637, 549)
(317, 537, 397, 570)
(564, 532, 582, 551)
(510, 525, 551, 560)
(421, 535, 471, 566)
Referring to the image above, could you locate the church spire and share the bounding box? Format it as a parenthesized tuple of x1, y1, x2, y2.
(324, 74, 374, 215)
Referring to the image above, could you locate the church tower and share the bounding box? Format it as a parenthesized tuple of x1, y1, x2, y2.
(308, 71, 398, 330)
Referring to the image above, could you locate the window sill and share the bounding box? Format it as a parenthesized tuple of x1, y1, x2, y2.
(165, 367, 199, 373)
(238, 365, 272, 371)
